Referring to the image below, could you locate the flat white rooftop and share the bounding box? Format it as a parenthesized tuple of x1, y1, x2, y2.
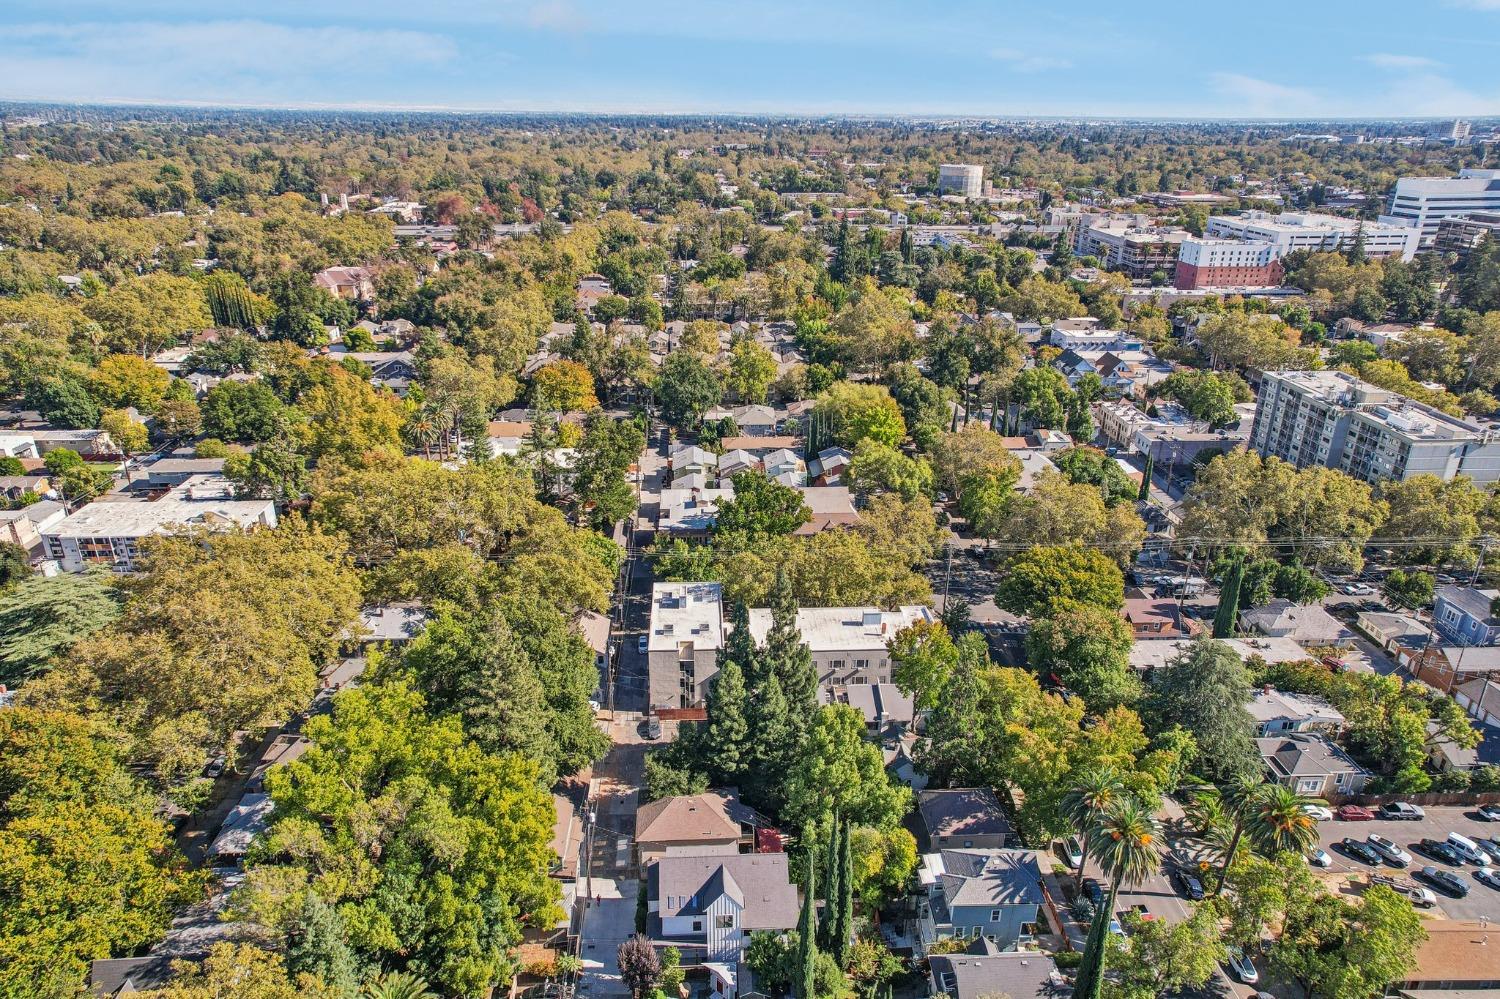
(746, 605, 934, 652)
(648, 581, 725, 652)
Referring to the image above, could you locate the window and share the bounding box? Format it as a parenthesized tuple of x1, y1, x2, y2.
(963, 840, 973, 848)
(829, 659, 846, 669)
(1297, 778, 1321, 794)
(693, 920, 703, 932)
(716, 915, 734, 929)
(854, 659, 869, 670)
(990, 909, 1002, 922)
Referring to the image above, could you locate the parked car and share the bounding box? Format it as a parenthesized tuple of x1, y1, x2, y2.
(203, 755, 227, 780)
(1303, 803, 1334, 822)
(643, 717, 663, 740)
(1417, 838, 1464, 865)
(1368, 834, 1413, 867)
(588, 699, 601, 714)
(637, 634, 649, 654)
(1476, 837, 1500, 862)
(1341, 838, 1382, 865)
(1226, 948, 1259, 985)
(1063, 836, 1085, 869)
(1307, 848, 1333, 868)
(1446, 832, 1493, 866)
(1380, 802, 1427, 821)
(1477, 868, 1500, 891)
(1417, 865, 1471, 897)
(1082, 878, 1105, 906)
(1172, 869, 1205, 901)
(1477, 804, 1500, 822)
(1343, 583, 1376, 596)
(1371, 874, 1438, 907)
(1337, 804, 1376, 821)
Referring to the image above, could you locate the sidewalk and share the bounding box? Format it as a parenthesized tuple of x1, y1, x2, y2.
(577, 877, 637, 999)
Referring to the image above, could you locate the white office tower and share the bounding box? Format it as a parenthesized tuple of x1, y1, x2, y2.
(1383, 168, 1500, 247)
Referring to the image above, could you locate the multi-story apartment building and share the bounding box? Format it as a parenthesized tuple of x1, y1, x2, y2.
(938, 164, 984, 198)
(1382, 169, 1500, 247)
(41, 475, 278, 572)
(1174, 237, 1284, 290)
(1073, 219, 1188, 278)
(1436, 211, 1500, 260)
(1204, 211, 1419, 261)
(1250, 370, 1500, 485)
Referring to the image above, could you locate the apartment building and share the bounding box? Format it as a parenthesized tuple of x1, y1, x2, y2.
(1436, 211, 1500, 260)
(1205, 210, 1419, 261)
(41, 475, 278, 572)
(1073, 219, 1188, 278)
(938, 164, 984, 198)
(746, 604, 935, 687)
(1173, 237, 1284, 290)
(1249, 370, 1500, 485)
(1382, 168, 1500, 247)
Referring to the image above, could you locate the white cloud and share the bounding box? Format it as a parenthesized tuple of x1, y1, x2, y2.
(0, 20, 459, 105)
(988, 47, 1072, 73)
(1207, 72, 1323, 116)
(1364, 53, 1444, 71)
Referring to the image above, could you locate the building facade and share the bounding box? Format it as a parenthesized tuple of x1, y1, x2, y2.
(938, 164, 984, 198)
(1382, 169, 1500, 247)
(1205, 210, 1419, 260)
(1434, 585, 1500, 647)
(1249, 370, 1500, 485)
(1174, 237, 1284, 290)
(1435, 211, 1500, 260)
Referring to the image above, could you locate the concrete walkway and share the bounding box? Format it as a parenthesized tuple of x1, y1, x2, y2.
(577, 878, 638, 999)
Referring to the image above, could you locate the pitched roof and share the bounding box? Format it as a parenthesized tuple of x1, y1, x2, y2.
(1438, 585, 1500, 624)
(929, 949, 1065, 999)
(649, 853, 798, 930)
(636, 792, 744, 845)
(920, 849, 1044, 907)
(1257, 733, 1367, 779)
(918, 788, 1013, 840)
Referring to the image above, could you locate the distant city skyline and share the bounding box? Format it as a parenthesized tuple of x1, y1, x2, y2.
(4, 0, 1500, 118)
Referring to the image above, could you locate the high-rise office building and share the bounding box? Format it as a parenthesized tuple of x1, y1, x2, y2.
(1382, 168, 1500, 247)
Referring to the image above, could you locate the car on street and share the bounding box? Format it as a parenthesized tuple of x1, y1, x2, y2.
(1417, 838, 1464, 865)
(1417, 865, 1471, 897)
(1337, 804, 1375, 821)
(1343, 583, 1376, 596)
(637, 634, 649, 654)
(1063, 836, 1084, 868)
(1478, 804, 1500, 822)
(1303, 803, 1334, 821)
(1172, 869, 1205, 901)
(643, 717, 663, 740)
(1082, 878, 1105, 906)
(1380, 802, 1427, 821)
(1371, 874, 1438, 907)
(1477, 868, 1500, 890)
(1226, 948, 1259, 985)
(1308, 847, 1333, 868)
(1341, 838, 1382, 865)
(1368, 834, 1413, 867)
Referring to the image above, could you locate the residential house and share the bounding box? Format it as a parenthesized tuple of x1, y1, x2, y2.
(574, 610, 612, 679)
(794, 486, 859, 534)
(1239, 599, 1353, 645)
(313, 265, 374, 301)
(354, 605, 429, 646)
(0, 474, 50, 501)
(1434, 585, 1500, 647)
(487, 420, 534, 458)
(929, 941, 1065, 999)
(0, 432, 40, 458)
(670, 445, 720, 483)
(1257, 733, 1369, 797)
(1358, 610, 1432, 660)
(0, 499, 64, 550)
(1391, 919, 1500, 993)
(1245, 686, 1346, 736)
(823, 683, 915, 737)
(1454, 675, 1500, 728)
(718, 449, 759, 479)
(703, 404, 780, 436)
(635, 791, 761, 870)
(1128, 636, 1308, 672)
(1013, 451, 1060, 493)
(207, 793, 274, 863)
(918, 789, 1014, 851)
(332, 349, 418, 395)
(916, 849, 1045, 951)
(1121, 597, 1200, 639)
(657, 486, 734, 539)
(807, 446, 852, 485)
(42, 475, 276, 572)
(1426, 719, 1483, 772)
(646, 853, 799, 964)
(762, 449, 806, 486)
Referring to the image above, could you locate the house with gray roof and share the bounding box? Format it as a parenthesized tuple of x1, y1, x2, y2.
(1245, 686, 1346, 737)
(918, 789, 1014, 850)
(1240, 599, 1353, 645)
(1435, 585, 1500, 647)
(915, 849, 1045, 952)
(929, 939, 1066, 999)
(1257, 732, 1369, 797)
(647, 853, 798, 965)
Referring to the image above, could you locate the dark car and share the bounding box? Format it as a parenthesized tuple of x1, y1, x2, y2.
(1417, 865, 1471, 897)
(1479, 804, 1500, 822)
(1172, 869, 1205, 901)
(1082, 878, 1105, 906)
(1417, 838, 1464, 865)
(1340, 837, 1382, 865)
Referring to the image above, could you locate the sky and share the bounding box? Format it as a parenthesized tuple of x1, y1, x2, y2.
(3, 1, 1500, 119)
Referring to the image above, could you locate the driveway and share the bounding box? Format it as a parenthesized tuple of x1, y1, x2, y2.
(577, 877, 639, 999)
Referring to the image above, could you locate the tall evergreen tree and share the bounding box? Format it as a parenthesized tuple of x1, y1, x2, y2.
(1138, 452, 1153, 502)
(819, 812, 841, 950)
(1212, 557, 1243, 639)
(722, 599, 763, 689)
(833, 820, 854, 964)
(796, 845, 819, 999)
(702, 658, 750, 784)
(766, 569, 818, 738)
(745, 673, 794, 812)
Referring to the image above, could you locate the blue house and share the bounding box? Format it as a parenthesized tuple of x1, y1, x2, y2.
(1435, 586, 1500, 647)
(916, 849, 1044, 953)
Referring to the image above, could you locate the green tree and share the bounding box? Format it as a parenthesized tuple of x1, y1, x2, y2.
(887, 619, 960, 710)
(797, 849, 818, 999)
(200, 380, 285, 443)
(764, 568, 820, 738)
(1383, 569, 1435, 611)
(1213, 556, 1243, 638)
(26, 376, 100, 429)
(726, 337, 778, 403)
(847, 440, 933, 502)
(1146, 639, 1260, 783)
(1061, 767, 1127, 890)
(1106, 905, 1224, 999)
(0, 573, 122, 686)
(784, 705, 912, 837)
(654, 352, 723, 428)
(717, 471, 812, 538)
(131, 943, 344, 999)
(1272, 886, 1425, 999)
(702, 657, 751, 784)
(994, 545, 1125, 616)
(1026, 600, 1141, 709)
(1073, 799, 1161, 999)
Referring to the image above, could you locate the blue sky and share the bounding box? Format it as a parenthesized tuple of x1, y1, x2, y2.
(2, 0, 1500, 118)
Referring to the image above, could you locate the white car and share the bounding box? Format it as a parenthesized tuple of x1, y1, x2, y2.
(1307, 848, 1333, 868)
(1368, 834, 1413, 867)
(1303, 803, 1334, 822)
(1063, 836, 1085, 868)
(1227, 948, 1259, 985)
(1343, 583, 1377, 596)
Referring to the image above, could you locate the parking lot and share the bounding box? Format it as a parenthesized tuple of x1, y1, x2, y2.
(1314, 804, 1500, 920)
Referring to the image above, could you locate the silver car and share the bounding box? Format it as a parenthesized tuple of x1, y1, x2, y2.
(1368, 834, 1412, 867)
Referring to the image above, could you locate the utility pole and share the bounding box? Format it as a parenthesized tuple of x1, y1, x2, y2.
(942, 544, 954, 612)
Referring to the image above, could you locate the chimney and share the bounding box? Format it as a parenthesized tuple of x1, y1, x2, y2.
(1263, 684, 1273, 695)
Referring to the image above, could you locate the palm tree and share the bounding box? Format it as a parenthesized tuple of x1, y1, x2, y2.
(1072, 798, 1162, 999)
(1212, 775, 1268, 896)
(1061, 767, 1126, 889)
(1183, 788, 1232, 840)
(1245, 784, 1319, 857)
(363, 972, 437, 999)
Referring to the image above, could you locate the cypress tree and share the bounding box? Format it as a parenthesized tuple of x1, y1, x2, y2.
(819, 814, 840, 950)
(834, 820, 854, 965)
(722, 599, 762, 690)
(796, 845, 819, 999)
(766, 569, 818, 739)
(1071, 880, 1119, 999)
(1138, 453, 1153, 502)
(703, 658, 750, 784)
(746, 673, 793, 813)
(1213, 557, 1244, 639)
